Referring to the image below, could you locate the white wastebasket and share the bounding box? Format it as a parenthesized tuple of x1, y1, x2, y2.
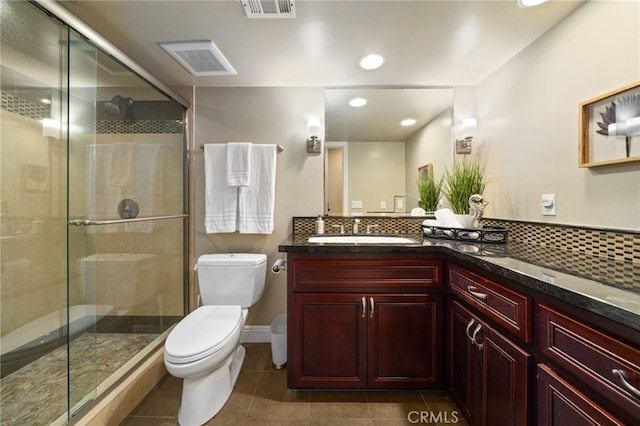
(270, 313, 287, 369)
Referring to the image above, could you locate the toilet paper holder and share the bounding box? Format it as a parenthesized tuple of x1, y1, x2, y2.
(272, 259, 287, 274)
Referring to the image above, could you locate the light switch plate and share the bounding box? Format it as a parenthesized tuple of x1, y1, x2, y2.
(351, 200, 362, 209)
(541, 194, 556, 216)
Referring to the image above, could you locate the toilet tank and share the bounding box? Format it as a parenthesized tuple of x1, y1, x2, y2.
(196, 253, 267, 308)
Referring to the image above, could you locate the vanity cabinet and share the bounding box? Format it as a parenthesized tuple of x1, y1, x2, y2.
(449, 300, 531, 426)
(536, 303, 640, 425)
(287, 253, 443, 389)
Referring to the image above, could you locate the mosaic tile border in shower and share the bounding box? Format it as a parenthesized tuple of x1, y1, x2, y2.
(1, 92, 184, 134)
(1, 91, 50, 120)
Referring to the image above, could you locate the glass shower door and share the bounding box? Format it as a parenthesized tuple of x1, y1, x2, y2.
(2, 1, 187, 423)
(66, 30, 188, 418)
(1, 1, 70, 424)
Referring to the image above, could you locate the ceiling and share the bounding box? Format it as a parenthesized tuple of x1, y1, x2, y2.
(57, 0, 584, 141)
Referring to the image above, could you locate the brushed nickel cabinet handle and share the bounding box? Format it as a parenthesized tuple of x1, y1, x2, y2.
(466, 318, 476, 341)
(471, 324, 483, 350)
(362, 296, 366, 318)
(467, 285, 488, 300)
(613, 369, 640, 398)
(369, 297, 375, 318)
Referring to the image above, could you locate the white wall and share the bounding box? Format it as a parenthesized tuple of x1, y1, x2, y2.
(194, 87, 324, 325)
(476, 1, 640, 229)
(348, 141, 405, 214)
(405, 107, 453, 210)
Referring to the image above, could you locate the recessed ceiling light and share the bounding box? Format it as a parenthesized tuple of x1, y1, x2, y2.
(401, 118, 417, 126)
(359, 54, 384, 70)
(517, 0, 548, 8)
(349, 97, 367, 107)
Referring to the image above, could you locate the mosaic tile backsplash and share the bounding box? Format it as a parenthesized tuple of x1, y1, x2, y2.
(293, 216, 640, 292)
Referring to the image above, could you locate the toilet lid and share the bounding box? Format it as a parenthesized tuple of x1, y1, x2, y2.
(165, 305, 242, 363)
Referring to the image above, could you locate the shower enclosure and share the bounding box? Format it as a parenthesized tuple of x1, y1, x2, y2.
(1, 1, 188, 424)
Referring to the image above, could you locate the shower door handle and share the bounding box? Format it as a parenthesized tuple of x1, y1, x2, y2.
(69, 213, 189, 226)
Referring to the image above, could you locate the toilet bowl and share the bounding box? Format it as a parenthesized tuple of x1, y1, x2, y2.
(163, 253, 267, 426)
(164, 306, 246, 425)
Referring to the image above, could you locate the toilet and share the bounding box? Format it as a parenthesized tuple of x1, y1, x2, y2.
(164, 253, 267, 426)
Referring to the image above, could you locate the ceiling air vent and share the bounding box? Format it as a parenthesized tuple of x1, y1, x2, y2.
(160, 41, 236, 76)
(241, 0, 295, 18)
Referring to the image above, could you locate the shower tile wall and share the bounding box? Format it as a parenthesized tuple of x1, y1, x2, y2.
(0, 107, 68, 345)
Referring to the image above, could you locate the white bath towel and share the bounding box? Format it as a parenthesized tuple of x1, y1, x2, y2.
(226, 142, 252, 186)
(86, 144, 122, 233)
(238, 144, 277, 234)
(108, 143, 135, 186)
(204, 144, 238, 233)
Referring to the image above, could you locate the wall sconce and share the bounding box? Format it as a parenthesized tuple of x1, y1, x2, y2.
(307, 117, 322, 153)
(455, 118, 476, 154)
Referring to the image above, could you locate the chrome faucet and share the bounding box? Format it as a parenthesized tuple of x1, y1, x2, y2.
(353, 218, 360, 234)
(366, 224, 379, 234)
(332, 224, 345, 234)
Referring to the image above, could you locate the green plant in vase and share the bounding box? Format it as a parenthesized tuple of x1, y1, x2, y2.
(417, 173, 443, 213)
(443, 157, 487, 215)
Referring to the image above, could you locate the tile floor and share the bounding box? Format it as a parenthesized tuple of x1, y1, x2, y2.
(121, 343, 467, 425)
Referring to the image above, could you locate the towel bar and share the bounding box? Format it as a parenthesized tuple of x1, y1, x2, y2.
(199, 144, 284, 153)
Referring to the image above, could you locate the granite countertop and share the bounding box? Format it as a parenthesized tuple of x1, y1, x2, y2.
(279, 235, 640, 333)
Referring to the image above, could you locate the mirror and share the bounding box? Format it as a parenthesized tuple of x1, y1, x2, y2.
(324, 88, 454, 216)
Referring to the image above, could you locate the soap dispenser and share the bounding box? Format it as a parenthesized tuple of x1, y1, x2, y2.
(315, 215, 325, 234)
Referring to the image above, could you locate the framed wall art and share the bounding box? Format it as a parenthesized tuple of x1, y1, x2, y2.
(579, 81, 640, 167)
(417, 163, 433, 180)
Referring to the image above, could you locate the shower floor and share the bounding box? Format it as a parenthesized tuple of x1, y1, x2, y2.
(0, 333, 158, 426)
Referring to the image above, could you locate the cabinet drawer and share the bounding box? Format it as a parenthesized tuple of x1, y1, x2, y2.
(290, 254, 442, 290)
(536, 364, 624, 425)
(537, 304, 640, 423)
(449, 264, 532, 342)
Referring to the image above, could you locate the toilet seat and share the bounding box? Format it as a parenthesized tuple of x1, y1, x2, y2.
(165, 305, 242, 364)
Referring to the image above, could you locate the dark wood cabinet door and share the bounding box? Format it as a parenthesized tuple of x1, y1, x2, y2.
(449, 300, 475, 421)
(536, 364, 624, 426)
(480, 322, 531, 426)
(368, 294, 443, 389)
(289, 293, 367, 388)
(450, 300, 531, 426)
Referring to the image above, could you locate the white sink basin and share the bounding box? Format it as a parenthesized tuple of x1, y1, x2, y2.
(308, 235, 418, 244)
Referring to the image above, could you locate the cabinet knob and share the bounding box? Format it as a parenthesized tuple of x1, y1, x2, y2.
(362, 296, 366, 318)
(369, 297, 375, 318)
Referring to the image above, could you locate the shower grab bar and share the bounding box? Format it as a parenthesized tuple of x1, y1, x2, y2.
(69, 213, 189, 226)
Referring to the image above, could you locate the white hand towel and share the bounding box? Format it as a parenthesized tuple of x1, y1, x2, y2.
(108, 143, 135, 186)
(226, 142, 252, 186)
(434, 208, 464, 228)
(204, 144, 238, 233)
(238, 144, 277, 234)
